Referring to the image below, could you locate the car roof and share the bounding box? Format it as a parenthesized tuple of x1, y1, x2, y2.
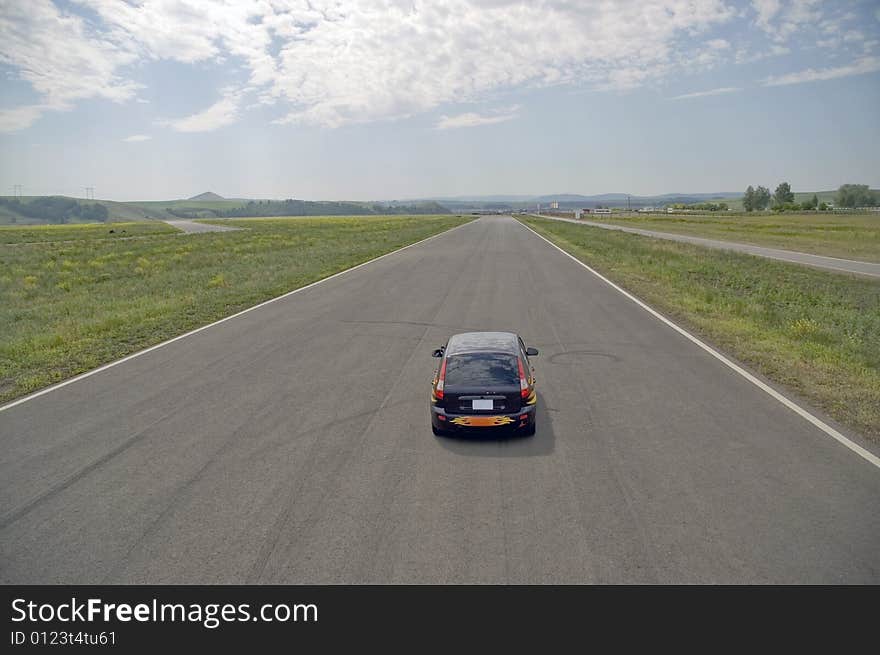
(445, 331, 519, 355)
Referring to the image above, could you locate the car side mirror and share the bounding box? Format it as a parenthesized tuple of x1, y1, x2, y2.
(526, 347, 539, 356)
(432, 348, 444, 358)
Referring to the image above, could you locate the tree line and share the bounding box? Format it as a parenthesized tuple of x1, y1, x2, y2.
(742, 183, 878, 212)
(835, 184, 879, 208)
(0, 196, 108, 223)
(669, 202, 728, 211)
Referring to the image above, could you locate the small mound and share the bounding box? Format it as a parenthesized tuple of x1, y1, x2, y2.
(188, 192, 225, 201)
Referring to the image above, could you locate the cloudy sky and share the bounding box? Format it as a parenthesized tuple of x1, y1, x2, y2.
(1, 0, 878, 200)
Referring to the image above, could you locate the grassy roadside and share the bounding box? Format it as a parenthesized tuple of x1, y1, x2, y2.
(577, 212, 880, 262)
(520, 216, 880, 442)
(0, 215, 469, 403)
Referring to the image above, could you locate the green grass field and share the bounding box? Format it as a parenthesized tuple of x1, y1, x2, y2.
(520, 216, 880, 442)
(580, 212, 880, 262)
(0, 221, 179, 244)
(0, 215, 469, 403)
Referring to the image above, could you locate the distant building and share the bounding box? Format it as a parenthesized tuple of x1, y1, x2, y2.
(550, 201, 559, 209)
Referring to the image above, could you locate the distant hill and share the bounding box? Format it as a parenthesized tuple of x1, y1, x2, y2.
(2, 189, 875, 225)
(188, 192, 225, 201)
(410, 192, 744, 210)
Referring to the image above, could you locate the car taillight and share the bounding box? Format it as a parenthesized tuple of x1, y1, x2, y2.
(435, 358, 447, 399)
(518, 358, 529, 399)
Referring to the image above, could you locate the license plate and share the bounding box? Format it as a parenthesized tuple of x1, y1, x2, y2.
(472, 399, 493, 410)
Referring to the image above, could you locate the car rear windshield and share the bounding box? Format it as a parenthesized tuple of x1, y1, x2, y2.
(444, 352, 519, 387)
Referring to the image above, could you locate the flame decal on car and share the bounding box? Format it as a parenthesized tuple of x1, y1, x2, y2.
(450, 415, 516, 427)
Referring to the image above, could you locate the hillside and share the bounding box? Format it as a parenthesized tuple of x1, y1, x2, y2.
(0, 196, 451, 224)
(188, 191, 225, 201)
(0, 196, 160, 225)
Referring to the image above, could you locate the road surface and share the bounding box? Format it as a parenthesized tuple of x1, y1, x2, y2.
(532, 214, 880, 278)
(164, 219, 240, 234)
(1, 216, 878, 583)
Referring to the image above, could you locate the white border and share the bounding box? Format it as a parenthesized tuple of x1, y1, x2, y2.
(0, 219, 474, 413)
(518, 218, 880, 469)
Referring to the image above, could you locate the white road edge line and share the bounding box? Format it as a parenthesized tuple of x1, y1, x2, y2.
(517, 218, 880, 470)
(0, 218, 476, 414)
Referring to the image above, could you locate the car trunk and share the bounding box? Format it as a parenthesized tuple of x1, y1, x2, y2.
(442, 385, 522, 414)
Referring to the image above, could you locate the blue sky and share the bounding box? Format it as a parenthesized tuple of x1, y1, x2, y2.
(1, 0, 879, 201)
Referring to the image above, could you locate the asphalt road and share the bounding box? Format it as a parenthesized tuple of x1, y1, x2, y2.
(164, 219, 240, 234)
(1, 216, 878, 583)
(533, 214, 880, 278)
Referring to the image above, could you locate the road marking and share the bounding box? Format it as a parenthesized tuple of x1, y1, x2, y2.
(517, 218, 880, 470)
(0, 219, 476, 414)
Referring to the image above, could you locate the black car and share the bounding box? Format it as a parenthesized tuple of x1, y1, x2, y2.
(430, 331, 538, 436)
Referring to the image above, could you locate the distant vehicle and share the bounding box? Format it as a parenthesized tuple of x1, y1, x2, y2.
(430, 332, 538, 436)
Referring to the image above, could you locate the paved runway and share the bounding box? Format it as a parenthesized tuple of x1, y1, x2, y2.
(1, 216, 878, 583)
(533, 214, 880, 278)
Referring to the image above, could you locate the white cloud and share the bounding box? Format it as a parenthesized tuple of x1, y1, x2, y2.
(752, 0, 781, 30)
(816, 38, 840, 49)
(0, 0, 140, 131)
(688, 38, 732, 68)
(0, 104, 50, 132)
(162, 88, 243, 133)
(751, 0, 826, 42)
(762, 56, 880, 86)
(1, 0, 738, 132)
(779, 0, 823, 39)
(7, 1, 876, 133)
(435, 110, 518, 130)
(265, 1, 737, 126)
(735, 43, 789, 64)
(707, 38, 731, 50)
(844, 30, 865, 43)
(671, 86, 742, 99)
(123, 134, 151, 142)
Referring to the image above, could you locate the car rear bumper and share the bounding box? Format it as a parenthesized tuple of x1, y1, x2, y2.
(431, 403, 535, 432)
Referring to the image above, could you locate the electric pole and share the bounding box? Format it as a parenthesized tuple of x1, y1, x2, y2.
(13, 184, 22, 199)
